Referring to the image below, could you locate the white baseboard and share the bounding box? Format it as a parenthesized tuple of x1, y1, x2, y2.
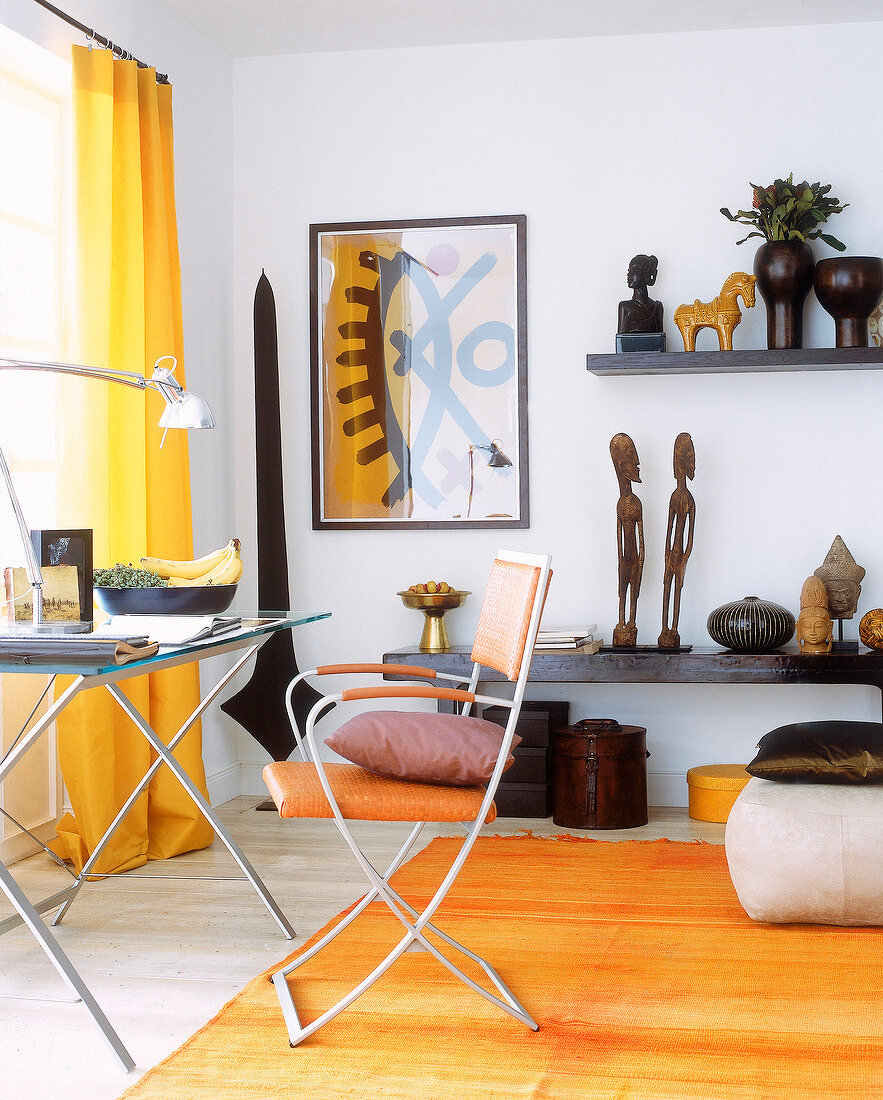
(648, 771, 689, 808)
(0, 821, 59, 867)
(206, 762, 242, 806)
(241, 762, 271, 797)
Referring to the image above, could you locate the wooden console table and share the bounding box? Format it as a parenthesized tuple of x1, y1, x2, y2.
(383, 645, 883, 719)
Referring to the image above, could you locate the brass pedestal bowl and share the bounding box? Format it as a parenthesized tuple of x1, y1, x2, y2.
(397, 589, 469, 652)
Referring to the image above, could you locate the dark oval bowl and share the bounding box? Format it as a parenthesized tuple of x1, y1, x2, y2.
(707, 595, 795, 653)
(94, 584, 238, 617)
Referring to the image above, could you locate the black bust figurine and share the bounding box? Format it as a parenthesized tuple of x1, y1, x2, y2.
(616, 255, 666, 352)
(618, 254, 663, 333)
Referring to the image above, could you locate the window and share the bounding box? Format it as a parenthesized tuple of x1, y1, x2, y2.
(0, 21, 72, 547)
(0, 21, 71, 863)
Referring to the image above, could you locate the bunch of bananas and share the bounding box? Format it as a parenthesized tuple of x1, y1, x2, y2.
(141, 538, 243, 588)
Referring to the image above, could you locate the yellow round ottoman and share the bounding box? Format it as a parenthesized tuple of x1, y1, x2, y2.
(687, 764, 751, 822)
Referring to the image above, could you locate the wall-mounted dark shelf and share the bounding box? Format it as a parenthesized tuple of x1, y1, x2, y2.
(586, 346, 883, 376)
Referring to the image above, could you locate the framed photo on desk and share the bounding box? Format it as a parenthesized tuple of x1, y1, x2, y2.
(30, 529, 93, 625)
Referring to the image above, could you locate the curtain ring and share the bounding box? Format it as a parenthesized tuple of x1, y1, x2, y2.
(85, 27, 95, 51)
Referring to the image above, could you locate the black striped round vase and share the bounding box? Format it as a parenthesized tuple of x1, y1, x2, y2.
(707, 596, 796, 653)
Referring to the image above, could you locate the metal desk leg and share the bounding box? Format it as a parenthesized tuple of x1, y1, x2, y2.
(53, 678, 295, 939)
(0, 677, 134, 1069)
(52, 647, 295, 938)
(0, 860, 134, 1071)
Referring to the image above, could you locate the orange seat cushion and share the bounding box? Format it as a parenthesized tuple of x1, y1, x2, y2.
(263, 761, 497, 823)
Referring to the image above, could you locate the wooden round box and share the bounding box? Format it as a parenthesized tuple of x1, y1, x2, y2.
(551, 719, 649, 830)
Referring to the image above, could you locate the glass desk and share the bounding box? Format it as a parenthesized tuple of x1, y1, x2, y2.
(0, 611, 329, 1070)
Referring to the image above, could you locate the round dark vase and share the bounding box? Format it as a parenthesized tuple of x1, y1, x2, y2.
(707, 596, 796, 653)
(753, 240, 814, 349)
(813, 256, 883, 348)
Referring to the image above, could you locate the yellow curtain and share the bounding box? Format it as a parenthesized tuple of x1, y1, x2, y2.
(50, 47, 213, 875)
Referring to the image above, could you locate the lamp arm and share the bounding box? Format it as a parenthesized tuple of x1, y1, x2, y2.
(0, 358, 148, 390)
(0, 357, 196, 403)
(0, 356, 214, 628)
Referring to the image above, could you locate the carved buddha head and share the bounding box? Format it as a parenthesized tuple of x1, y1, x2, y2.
(797, 575, 833, 655)
(813, 536, 865, 620)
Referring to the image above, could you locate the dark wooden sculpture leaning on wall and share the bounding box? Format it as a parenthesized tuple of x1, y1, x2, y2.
(221, 272, 325, 779)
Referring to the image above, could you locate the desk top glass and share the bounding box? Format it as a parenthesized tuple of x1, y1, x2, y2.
(0, 611, 330, 676)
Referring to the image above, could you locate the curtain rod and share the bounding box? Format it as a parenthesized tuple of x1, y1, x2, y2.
(32, 0, 169, 83)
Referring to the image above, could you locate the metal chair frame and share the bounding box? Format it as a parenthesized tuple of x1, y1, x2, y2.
(268, 549, 551, 1046)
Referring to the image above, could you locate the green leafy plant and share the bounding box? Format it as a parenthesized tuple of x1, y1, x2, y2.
(721, 174, 848, 250)
(93, 563, 168, 588)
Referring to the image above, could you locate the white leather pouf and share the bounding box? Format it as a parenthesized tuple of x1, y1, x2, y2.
(725, 777, 883, 925)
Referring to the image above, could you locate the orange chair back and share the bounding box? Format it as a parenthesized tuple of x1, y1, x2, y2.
(470, 557, 542, 681)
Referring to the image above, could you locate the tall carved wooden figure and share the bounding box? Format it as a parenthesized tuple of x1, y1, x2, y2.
(610, 433, 645, 647)
(221, 271, 324, 766)
(659, 432, 695, 648)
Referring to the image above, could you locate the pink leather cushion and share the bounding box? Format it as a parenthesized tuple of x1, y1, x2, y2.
(325, 711, 521, 787)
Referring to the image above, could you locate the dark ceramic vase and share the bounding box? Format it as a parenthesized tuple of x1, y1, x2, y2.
(707, 596, 796, 653)
(753, 240, 814, 349)
(813, 256, 883, 347)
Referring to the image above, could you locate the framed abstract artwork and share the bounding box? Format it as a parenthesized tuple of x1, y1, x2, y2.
(310, 215, 528, 529)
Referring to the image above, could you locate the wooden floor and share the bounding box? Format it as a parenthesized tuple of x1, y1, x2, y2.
(1, 800, 724, 1099)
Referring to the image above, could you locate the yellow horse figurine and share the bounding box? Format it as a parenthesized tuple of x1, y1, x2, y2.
(674, 272, 756, 351)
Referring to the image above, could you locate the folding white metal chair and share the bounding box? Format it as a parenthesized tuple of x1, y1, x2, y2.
(262, 549, 551, 1046)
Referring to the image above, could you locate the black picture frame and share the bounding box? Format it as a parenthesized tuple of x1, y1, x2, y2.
(310, 214, 529, 530)
(30, 528, 93, 625)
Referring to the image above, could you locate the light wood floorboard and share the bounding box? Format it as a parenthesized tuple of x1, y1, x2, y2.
(0, 799, 724, 1099)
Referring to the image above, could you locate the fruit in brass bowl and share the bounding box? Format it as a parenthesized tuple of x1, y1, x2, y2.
(398, 585, 469, 652)
(398, 583, 469, 611)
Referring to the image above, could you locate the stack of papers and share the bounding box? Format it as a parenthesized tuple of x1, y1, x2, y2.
(94, 614, 242, 646)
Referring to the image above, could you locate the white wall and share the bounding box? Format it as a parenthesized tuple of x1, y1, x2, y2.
(231, 22, 883, 803)
(7, 8, 881, 807)
(0, 0, 241, 800)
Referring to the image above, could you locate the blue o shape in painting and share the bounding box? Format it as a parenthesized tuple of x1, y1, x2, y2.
(456, 321, 516, 388)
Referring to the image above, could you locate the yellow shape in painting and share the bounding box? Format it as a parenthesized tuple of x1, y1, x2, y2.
(322, 236, 415, 519)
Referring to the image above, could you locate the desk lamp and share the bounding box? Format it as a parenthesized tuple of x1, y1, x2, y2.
(0, 355, 214, 630)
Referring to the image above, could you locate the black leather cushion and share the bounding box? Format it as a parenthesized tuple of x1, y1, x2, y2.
(747, 721, 883, 784)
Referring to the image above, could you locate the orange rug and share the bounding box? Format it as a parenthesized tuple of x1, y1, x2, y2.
(123, 836, 883, 1099)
